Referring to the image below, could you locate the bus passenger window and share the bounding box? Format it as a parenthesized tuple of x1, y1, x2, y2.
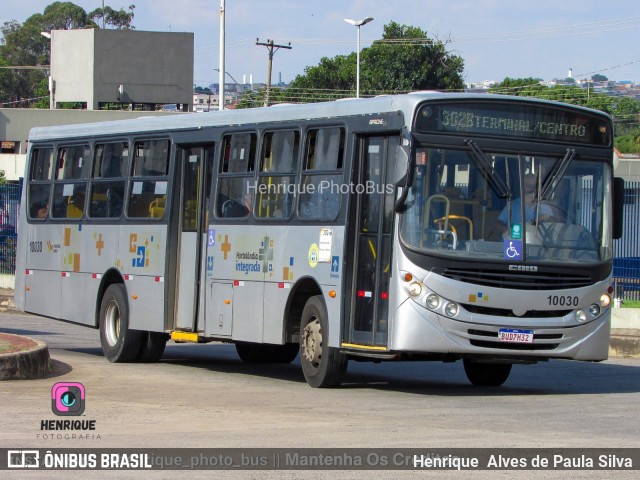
(51, 144, 90, 219)
(216, 133, 257, 219)
(256, 130, 299, 219)
(298, 127, 344, 221)
(89, 142, 128, 218)
(127, 139, 169, 219)
(27, 147, 53, 221)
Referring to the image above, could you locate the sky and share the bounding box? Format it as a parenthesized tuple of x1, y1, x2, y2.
(3, 0, 640, 88)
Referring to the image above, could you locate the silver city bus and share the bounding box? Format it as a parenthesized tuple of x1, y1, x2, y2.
(15, 93, 624, 387)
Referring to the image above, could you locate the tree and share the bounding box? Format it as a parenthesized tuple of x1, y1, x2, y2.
(263, 21, 464, 105)
(362, 22, 464, 94)
(89, 5, 135, 30)
(591, 74, 608, 82)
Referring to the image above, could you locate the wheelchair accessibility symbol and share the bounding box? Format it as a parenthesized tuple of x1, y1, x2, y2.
(503, 240, 523, 260)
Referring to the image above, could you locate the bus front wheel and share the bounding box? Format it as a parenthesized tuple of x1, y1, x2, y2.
(99, 284, 143, 363)
(300, 295, 347, 388)
(463, 359, 512, 386)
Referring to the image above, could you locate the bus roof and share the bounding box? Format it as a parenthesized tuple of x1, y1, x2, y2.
(27, 92, 611, 143)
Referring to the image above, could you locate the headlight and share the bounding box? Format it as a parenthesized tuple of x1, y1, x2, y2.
(600, 294, 611, 307)
(588, 304, 601, 318)
(426, 294, 440, 309)
(575, 309, 587, 323)
(408, 282, 423, 297)
(445, 302, 459, 317)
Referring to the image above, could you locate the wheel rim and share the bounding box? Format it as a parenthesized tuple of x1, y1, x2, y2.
(104, 300, 121, 347)
(302, 317, 322, 367)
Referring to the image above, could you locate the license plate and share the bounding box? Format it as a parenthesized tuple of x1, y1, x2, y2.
(497, 328, 534, 344)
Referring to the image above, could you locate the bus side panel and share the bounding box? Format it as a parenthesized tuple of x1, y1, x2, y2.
(60, 273, 98, 326)
(231, 281, 264, 343)
(119, 225, 168, 332)
(125, 275, 167, 332)
(23, 223, 63, 319)
(14, 197, 28, 311)
(206, 225, 344, 347)
(262, 282, 290, 344)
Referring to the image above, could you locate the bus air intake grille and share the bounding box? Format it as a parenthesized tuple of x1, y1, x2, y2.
(463, 304, 572, 318)
(468, 329, 562, 351)
(440, 268, 592, 290)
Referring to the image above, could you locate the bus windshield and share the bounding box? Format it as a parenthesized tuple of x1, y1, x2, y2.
(400, 146, 612, 264)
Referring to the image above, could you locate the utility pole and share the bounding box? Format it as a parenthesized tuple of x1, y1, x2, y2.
(256, 38, 291, 107)
(219, 0, 225, 110)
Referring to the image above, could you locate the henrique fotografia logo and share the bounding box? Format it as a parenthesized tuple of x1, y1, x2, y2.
(51, 382, 85, 416)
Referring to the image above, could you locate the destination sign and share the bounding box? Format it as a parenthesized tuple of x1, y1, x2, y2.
(415, 102, 611, 146)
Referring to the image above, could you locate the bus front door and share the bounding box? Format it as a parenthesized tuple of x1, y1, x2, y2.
(172, 145, 213, 332)
(348, 135, 399, 347)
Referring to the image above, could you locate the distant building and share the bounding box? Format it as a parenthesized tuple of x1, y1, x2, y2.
(49, 29, 193, 111)
(614, 149, 640, 181)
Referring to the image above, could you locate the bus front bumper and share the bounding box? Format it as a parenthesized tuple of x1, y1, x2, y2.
(390, 299, 611, 361)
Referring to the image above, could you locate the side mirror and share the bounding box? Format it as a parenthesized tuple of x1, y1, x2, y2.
(393, 144, 410, 186)
(394, 128, 415, 213)
(612, 176, 624, 240)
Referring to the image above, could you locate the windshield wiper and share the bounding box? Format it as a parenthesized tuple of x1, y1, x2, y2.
(540, 148, 575, 200)
(465, 139, 510, 199)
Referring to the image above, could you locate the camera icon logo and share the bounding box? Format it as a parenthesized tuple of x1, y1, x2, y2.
(51, 382, 85, 416)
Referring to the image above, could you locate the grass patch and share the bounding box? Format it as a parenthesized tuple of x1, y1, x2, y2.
(621, 300, 640, 308)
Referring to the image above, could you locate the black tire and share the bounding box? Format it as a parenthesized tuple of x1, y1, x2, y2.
(99, 283, 143, 363)
(235, 342, 299, 364)
(137, 332, 169, 362)
(300, 295, 347, 388)
(463, 360, 512, 386)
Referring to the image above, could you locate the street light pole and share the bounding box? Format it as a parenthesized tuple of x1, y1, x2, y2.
(344, 17, 373, 98)
(219, 0, 225, 110)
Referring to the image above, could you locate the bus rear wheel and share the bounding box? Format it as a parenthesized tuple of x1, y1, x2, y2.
(300, 295, 347, 388)
(99, 284, 143, 363)
(463, 360, 512, 386)
(235, 342, 299, 363)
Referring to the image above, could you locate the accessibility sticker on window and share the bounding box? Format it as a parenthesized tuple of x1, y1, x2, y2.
(503, 240, 523, 261)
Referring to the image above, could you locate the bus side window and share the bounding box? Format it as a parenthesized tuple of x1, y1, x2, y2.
(27, 147, 54, 220)
(256, 130, 299, 219)
(216, 133, 256, 219)
(89, 141, 128, 218)
(126, 139, 169, 219)
(298, 127, 344, 221)
(51, 144, 90, 219)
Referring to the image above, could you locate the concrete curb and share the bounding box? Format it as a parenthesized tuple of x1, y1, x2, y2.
(609, 329, 640, 359)
(0, 334, 51, 380)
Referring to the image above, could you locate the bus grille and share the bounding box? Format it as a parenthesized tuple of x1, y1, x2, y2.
(468, 329, 562, 351)
(441, 268, 592, 290)
(464, 304, 572, 318)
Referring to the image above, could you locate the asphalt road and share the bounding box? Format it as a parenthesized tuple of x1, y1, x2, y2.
(1, 312, 639, 479)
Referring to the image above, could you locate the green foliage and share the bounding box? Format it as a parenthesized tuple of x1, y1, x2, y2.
(363, 22, 464, 94)
(89, 5, 135, 30)
(236, 87, 288, 109)
(266, 21, 464, 106)
(614, 130, 640, 153)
